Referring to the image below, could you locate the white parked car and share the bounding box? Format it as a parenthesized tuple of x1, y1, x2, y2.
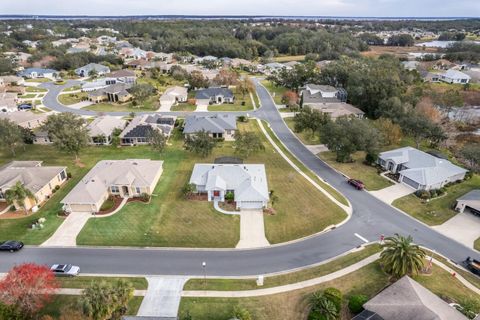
(50, 264, 80, 277)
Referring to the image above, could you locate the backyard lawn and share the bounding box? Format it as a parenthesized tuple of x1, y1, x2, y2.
(284, 117, 321, 145)
(179, 260, 480, 320)
(319, 151, 393, 191)
(58, 92, 87, 105)
(260, 80, 287, 105)
(393, 174, 480, 225)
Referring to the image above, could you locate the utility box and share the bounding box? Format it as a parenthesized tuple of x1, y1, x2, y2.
(256, 275, 264, 286)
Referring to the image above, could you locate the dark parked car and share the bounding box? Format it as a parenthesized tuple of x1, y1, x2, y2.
(17, 104, 33, 110)
(463, 257, 480, 276)
(348, 179, 365, 190)
(0, 240, 24, 252)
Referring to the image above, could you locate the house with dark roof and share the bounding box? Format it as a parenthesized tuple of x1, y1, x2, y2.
(353, 276, 467, 320)
(378, 147, 467, 190)
(17, 68, 58, 80)
(195, 87, 234, 107)
(183, 114, 237, 141)
(87, 83, 133, 103)
(120, 115, 177, 146)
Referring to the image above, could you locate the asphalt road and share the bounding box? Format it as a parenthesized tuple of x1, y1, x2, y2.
(0, 79, 477, 277)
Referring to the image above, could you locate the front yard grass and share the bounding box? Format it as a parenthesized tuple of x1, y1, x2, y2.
(260, 80, 287, 105)
(184, 244, 382, 291)
(58, 92, 87, 105)
(26, 86, 47, 93)
(26, 78, 50, 83)
(39, 295, 143, 318)
(284, 117, 321, 145)
(207, 96, 254, 112)
(475, 238, 480, 251)
(171, 103, 196, 112)
(393, 174, 480, 226)
(179, 260, 480, 320)
(57, 276, 148, 289)
(319, 151, 393, 191)
(19, 93, 37, 99)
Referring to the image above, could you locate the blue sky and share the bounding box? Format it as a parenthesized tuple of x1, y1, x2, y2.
(1, 0, 479, 17)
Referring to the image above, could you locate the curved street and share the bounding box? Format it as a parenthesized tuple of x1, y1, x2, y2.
(0, 79, 477, 277)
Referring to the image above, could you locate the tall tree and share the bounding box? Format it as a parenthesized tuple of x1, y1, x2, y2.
(380, 234, 426, 279)
(81, 280, 133, 320)
(234, 132, 265, 157)
(188, 71, 209, 89)
(5, 181, 35, 214)
(129, 83, 156, 105)
(294, 107, 329, 137)
(237, 77, 255, 99)
(148, 128, 167, 153)
(184, 130, 216, 157)
(41, 113, 89, 160)
(0, 263, 58, 318)
(0, 118, 24, 156)
(213, 69, 239, 86)
(461, 143, 480, 172)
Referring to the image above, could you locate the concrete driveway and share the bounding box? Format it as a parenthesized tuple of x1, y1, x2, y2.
(236, 210, 270, 249)
(41, 212, 91, 247)
(370, 183, 415, 204)
(433, 210, 480, 249)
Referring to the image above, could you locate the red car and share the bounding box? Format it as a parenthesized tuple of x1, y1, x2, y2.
(348, 179, 365, 190)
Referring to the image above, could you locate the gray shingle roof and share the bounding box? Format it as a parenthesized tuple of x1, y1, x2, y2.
(457, 190, 480, 201)
(183, 114, 236, 134)
(195, 88, 234, 100)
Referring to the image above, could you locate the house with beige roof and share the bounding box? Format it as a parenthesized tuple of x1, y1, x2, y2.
(87, 116, 127, 145)
(159, 86, 188, 109)
(0, 161, 68, 211)
(0, 111, 47, 129)
(61, 159, 163, 213)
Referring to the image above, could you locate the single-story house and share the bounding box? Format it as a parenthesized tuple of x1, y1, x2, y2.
(441, 69, 471, 84)
(183, 114, 237, 141)
(353, 276, 467, 320)
(0, 111, 47, 129)
(87, 116, 127, 145)
(189, 164, 269, 210)
(81, 77, 118, 92)
(87, 83, 133, 103)
(420, 71, 441, 83)
(378, 147, 467, 190)
(61, 159, 163, 213)
(455, 190, 480, 215)
(18, 68, 58, 80)
(0, 161, 68, 211)
(0, 75, 25, 86)
(195, 88, 235, 106)
(0, 92, 19, 113)
(33, 131, 52, 145)
(159, 86, 188, 109)
(120, 115, 177, 145)
(75, 63, 111, 77)
(105, 70, 137, 84)
(401, 60, 420, 71)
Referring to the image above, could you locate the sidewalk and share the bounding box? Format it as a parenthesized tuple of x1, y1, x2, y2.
(41, 212, 91, 247)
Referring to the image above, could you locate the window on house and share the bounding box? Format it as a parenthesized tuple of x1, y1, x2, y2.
(111, 186, 120, 193)
(60, 170, 67, 181)
(136, 187, 141, 194)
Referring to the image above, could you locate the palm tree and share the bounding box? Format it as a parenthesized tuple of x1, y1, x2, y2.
(5, 182, 35, 214)
(310, 292, 339, 320)
(380, 233, 426, 279)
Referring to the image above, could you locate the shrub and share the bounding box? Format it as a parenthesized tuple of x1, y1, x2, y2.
(232, 306, 252, 320)
(348, 294, 368, 314)
(67, 172, 72, 179)
(324, 287, 342, 311)
(241, 101, 246, 106)
(225, 192, 234, 201)
(140, 193, 150, 202)
(430, 189, 438, 198)
(55, 185, 60, 191)
(415, 190, 431, 199)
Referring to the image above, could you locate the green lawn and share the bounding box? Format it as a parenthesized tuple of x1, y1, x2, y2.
(99, 198, 115, 211)
(26, 78, 50, 83)
(57, 276, 148, 289)
(138, 74, 186, 93)
(207, 97, 254, 112)
(184, 244, 382, 291)
(26, 86, 48, 93)
(180, 260, 480, 320)
(0, 145, 168, 245)
(38, 295, 143, 319)
(62, 85, 81, 92)
(19, 93, 37, 99)
(84, 95, 160, 112)
(262, 120, 349, 207)
(475, 238, 480, 251)
(393, 174, 480, 225)
(260, 80, 287, 105)
(319, 152, 393, 191)
(284, 117, 321, 145)
(171, 103, 197, 112)
(79, 120, 346, 247)
(58, 92, 87, 105)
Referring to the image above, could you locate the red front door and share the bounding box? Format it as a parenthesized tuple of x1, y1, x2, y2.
(213, 190, 220, 197)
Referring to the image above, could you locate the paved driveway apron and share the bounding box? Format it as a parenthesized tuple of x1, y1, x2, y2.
(370, 183, 415, 204)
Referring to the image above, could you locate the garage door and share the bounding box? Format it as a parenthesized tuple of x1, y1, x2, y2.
(239, 201, 264, 209)
(402, 177, 419, 189)
(68, 204, 94, 212)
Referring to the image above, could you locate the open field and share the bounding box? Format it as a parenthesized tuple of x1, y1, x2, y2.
(180, 259, 480, 320)
(361, 45, 439, 58)
(393, 174, 480, 225)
